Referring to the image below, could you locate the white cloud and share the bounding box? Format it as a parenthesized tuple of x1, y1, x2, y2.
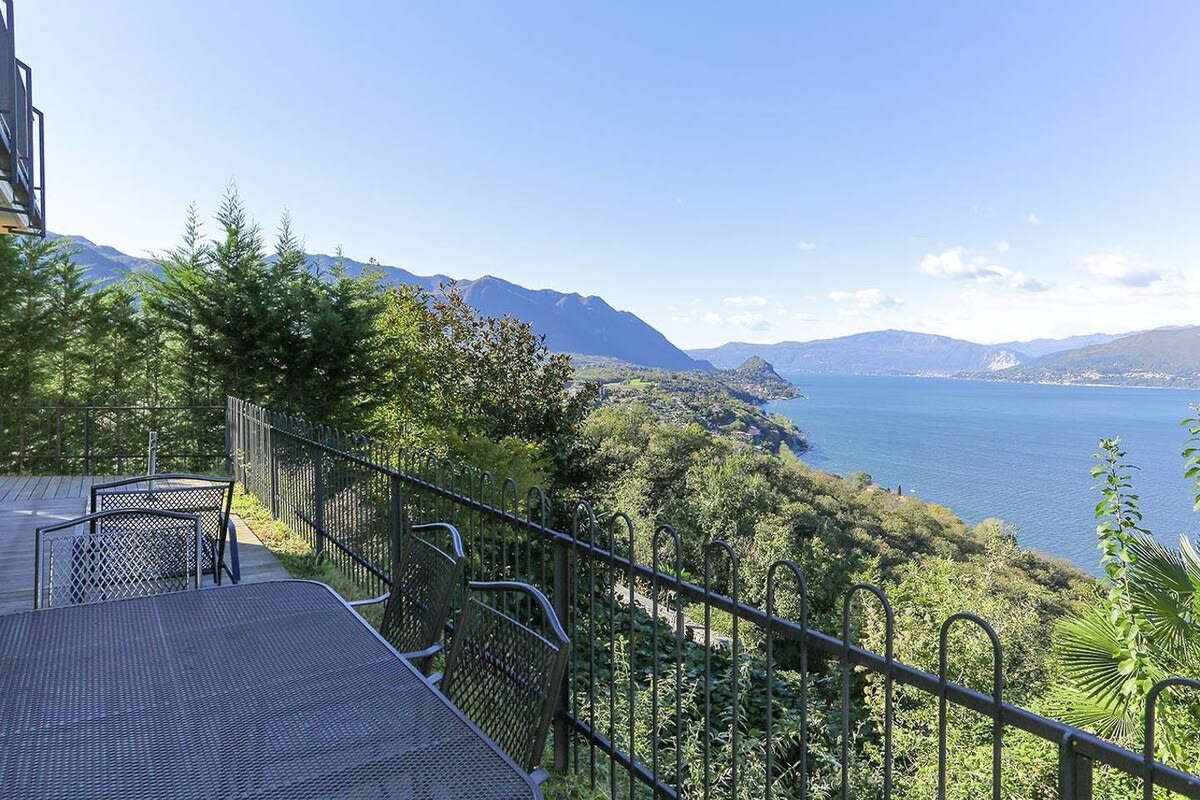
(790, 311, 817, 322)
(919, 248, 1045, 291)
(827, 288, 903, 315)
(728, 312, 772, 330)
(722, 295, 768, 307)
(1026, 213, 1042, 226)
(1079, 252, 1164, 287)
(915, 268, 1200, 344)
(996, 240, 1011, 253)
(702, 312, 723, 324)
(796, 241, 817, 251)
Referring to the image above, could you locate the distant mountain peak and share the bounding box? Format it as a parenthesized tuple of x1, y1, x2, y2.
(987, 350, 1023, 371)
(735, 355, 773, 372)
(52, 232, 706, 373)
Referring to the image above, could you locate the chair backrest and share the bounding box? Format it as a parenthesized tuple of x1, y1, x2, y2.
(90, 474, 234, 574)
(380, 522, 465, 655)
(34, 508, 203, 609)
(440, 581, 571, 774)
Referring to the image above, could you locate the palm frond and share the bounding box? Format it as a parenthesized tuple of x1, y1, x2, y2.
(1179, 536, 1200, 591)
(1128, 535, 1193, 595)
(1132, 587, 1193, 664)
(1055, 606, 1135, 712)
(1046, 683, 1130, 742)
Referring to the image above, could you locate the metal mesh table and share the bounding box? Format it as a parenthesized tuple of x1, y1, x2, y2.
(0, 581, 541, 799)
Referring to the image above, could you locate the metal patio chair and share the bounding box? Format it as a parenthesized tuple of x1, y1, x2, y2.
(350, 522, 465, 673)
(437, 580, 571, 785)
(90, 473, 239, 584)
(34, 508, 204, 609)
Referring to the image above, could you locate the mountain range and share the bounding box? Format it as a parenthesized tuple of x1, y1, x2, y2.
(689, 331, 1031, 374)
(52, 234, 705, 372)
(51, 233, 1200, 387)
(689, 327, 1200, 388)
(982, 326, 1200, 387)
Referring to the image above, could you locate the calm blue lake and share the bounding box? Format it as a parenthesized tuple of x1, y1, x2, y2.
(766, 375, 1200, 572)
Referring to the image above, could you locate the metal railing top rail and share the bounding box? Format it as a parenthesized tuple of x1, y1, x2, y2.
(227, 397, 1200, 799)
(0, 403, 225, 411)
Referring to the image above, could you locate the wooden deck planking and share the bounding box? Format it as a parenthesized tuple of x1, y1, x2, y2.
(0, 475, 31, 503)
(0, 476, 291, 615)
(35, 474, 61, 501)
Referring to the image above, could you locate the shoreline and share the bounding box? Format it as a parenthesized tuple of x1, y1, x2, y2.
(774, 372, 1198, 392)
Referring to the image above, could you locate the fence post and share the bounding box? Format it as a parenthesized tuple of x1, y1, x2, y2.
(82, 408, 92, 476)
(552, 537, 570, 773)
(224, 398, 234, 476)
(314, 447, 326, 558)
(147, 430, 158, 476)
(1059, 734, 1094, 800)
(269, 426, 280, 518)
(389, 471, 404, 576)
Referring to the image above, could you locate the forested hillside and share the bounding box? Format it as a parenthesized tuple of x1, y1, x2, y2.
(573, 356, 804, 454)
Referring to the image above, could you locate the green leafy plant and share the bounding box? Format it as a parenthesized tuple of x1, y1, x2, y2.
(1053, 425, 1200, 765)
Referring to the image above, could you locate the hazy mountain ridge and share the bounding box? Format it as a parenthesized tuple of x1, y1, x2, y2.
(690, 326, 1200, 387)
(52, 233, 704, 372)
(688, 330, 1029, 375)
(984, 326, 1200, 387)
(994, 331, 1136, 360)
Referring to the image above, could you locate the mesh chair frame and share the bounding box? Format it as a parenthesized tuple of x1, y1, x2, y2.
(90, 473, 239, 584)
(350, 522, 465, 672)
(34, 508, 204, 609)
(439, 580, 570, 782)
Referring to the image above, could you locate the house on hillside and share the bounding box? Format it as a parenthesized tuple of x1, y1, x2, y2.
(0, 0, 44, 236)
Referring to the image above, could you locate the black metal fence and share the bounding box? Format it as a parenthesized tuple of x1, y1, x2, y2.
(227, 396, 1200, 800)
(0, 402, 226, 475)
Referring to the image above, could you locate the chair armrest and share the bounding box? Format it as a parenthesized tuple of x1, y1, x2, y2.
(398, 642, 441, 662)
(400, 642, 443, 676)
(529, 767, 550, 786)
(348, 592, 390, 608)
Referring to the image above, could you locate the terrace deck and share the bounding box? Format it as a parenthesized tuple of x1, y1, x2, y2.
(0, 475, 290, 615)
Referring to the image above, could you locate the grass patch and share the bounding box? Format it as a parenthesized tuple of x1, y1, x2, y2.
(541, 770, 610, 800)
(231, 489, 378, 610)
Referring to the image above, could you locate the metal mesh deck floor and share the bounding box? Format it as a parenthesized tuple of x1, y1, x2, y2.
(0, 580, 539, 799)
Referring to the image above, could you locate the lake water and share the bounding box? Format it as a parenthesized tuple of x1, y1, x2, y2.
(766, 375, 1200, 572)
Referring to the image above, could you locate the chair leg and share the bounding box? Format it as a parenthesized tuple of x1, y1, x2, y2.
(225, 519, 241, 584)
(211, 539, 222, 586)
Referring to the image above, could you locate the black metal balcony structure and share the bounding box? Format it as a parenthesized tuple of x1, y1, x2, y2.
(0, 0, 43, 236)
(226, 397, 1200, 800)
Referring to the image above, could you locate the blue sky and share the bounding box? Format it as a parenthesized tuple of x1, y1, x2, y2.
(21, 1, 1200, 349)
